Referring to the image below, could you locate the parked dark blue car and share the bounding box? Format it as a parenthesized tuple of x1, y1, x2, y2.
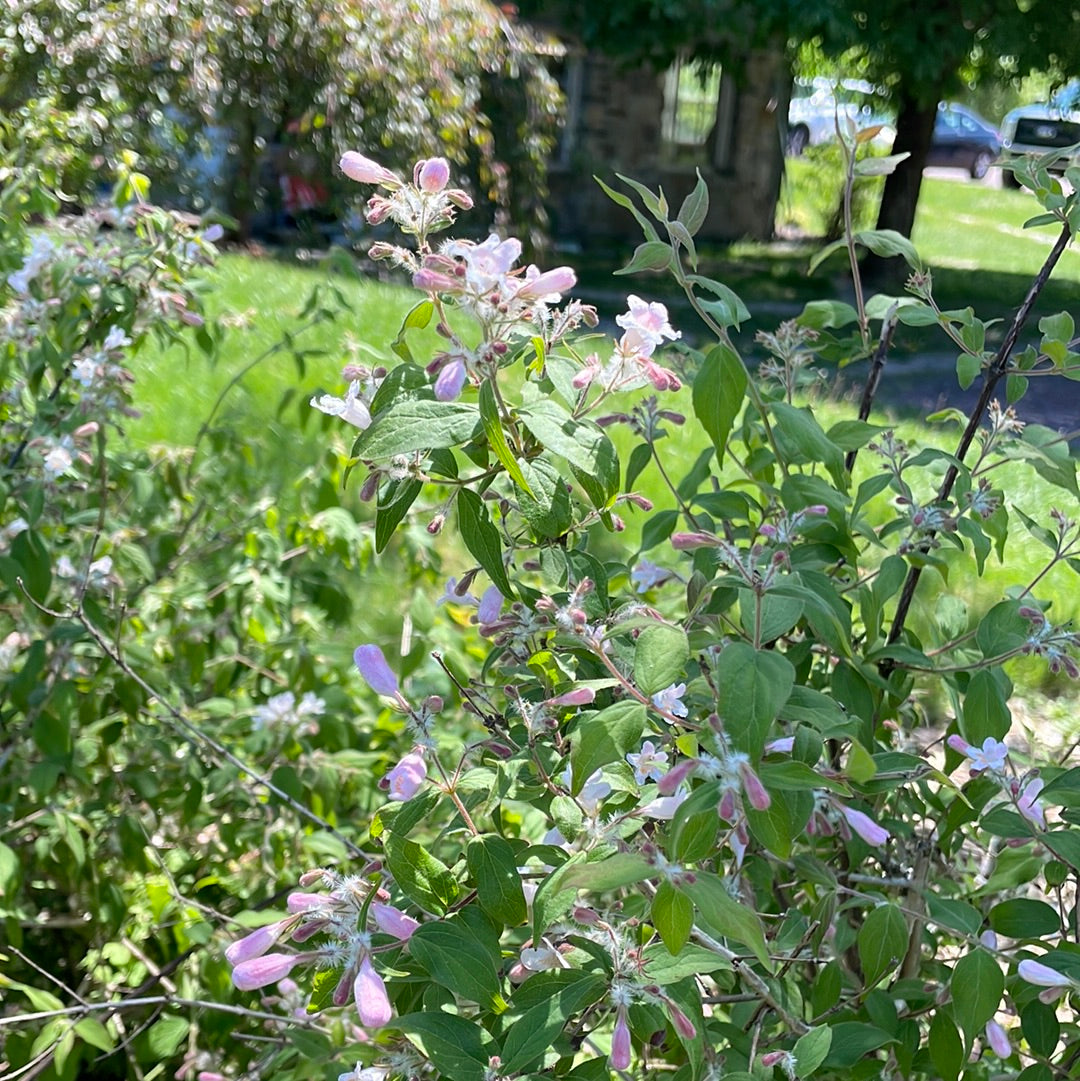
(928, 103, 1001, 180)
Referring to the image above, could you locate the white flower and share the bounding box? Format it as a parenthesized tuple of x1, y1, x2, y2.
(562, 764, 610, 814)
(73, 356, 101, 387)
(310, 380, 372, 430)
(651, 682, 688, 720)
(252, 691, 326, 733)
(626, 740, 669, 784)
(616, 295, 681, 348)
(43, 443, 74, 478)
(630, 559, 672, 593)
(102, 326, 132, 351)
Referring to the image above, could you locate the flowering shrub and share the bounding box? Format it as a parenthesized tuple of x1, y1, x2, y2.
(8, 125, 1080, 1081)
(185, 143, 1080, 1080)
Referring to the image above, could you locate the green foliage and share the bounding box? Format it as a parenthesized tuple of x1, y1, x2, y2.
(8, 95, 1080, 1081)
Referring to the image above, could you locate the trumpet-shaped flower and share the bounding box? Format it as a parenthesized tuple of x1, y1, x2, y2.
(947, 734, 1009, 773)
(371, 903, 420, 942)
(353, 644, 399, 696)
(610, 1007, 632, 1070)
(1018, 777, 1046, 829)
(651, 682, 688, 720)
(231, 952, 306, 991)
(385, 752, 427, 802)
(839, 805, 890, 846)
(354, 956, 393, 1028)
(626, 740, 669, 784)
(340, 152, 401, 187)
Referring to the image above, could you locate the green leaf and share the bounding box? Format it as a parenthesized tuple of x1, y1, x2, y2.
(928, 1012, 963, 1081)
(383, 834, 459, 914)
(822, 1023, 896, 1068)
(467, 835, 528, 926)
(519, 401, 619, 508)
(1021, 1000, 1060, 1056)
(976, 600, 1030, 659)
(962, 669, 1011, 744)
(651, 880, 694, 954)
(570, 700, 645, 791)
(670, 780, 722, 863)
(73, 1018, 114, 1053)
(614, 239, 673, 275)
(479, 381, 532, 496)
(457, 488, 514, 599)
(715, 642, 795, 758)
(396, 1012, 496, 1081)
(683, 871, 770, 968)
(854, 229, 923, 270)
(794, 1026, 833, 1077)
(956, 352, 982, 390)
(391, 299, 434, 360)
(501, 973, 607, 1074)
(925, 895, 982, 937)
(640, 943, 730, 982)
(633, 623, 689, 695)
(147, 1016, 189, 1059)
(771, 402, 846, 487)
(519, 459, 573, 539)
(557, 852, 654, 893)
(989, 898, 1059, 938)
(407, 918, 506, 1012)
(800, 299, 859, 329)
(594, 175, 660, 242)
(951, 949, 1004, 1042)
(692, 343, 746, 466)
(375, 478, 422, 553)
(676, 170, 709, 236)
(739, 590, 803, 644)
(745, 789, 802, 859)
(853, 152, 910, 176)
(857, 903, 907, 985)
(353, 400, 478, 458)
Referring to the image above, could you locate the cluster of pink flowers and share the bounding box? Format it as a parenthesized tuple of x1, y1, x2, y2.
(225, 870, 418, 1029)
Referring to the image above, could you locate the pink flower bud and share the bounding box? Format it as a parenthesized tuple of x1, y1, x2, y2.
(657, 758, 698, 796)
(446, 188, 474, 210)
(340, 152, 400, 186)
(739, 762, 771, 811)
(225, 920, 288, 965)
(413, 267, 460, 293)
(671, 531, 718, 550)
(231, 952, 304, 991)
(546, 687, 596, 707)
(476, 585, 504, 625)
(839, 805, 890, 846)
(760, 1051, 788, 1067)
(354, 956, 393, 1028)
(946, 733, 971, 755)
(985, 1020, 1011, 1058)
(434, 358, 467, 401)
(610, 1007, 632, 1070)
(385, 751, 427, 802)
(416, 157, 450, 192)
(764, 737, 794, 754)
(1018, 959, 1072, 988)
(665, 999, 697, 1039)
(718, 787, 737, 822)
(298, 869, 326, 887)
(980, 929, 998, 950)
(371, 903, 420, 941)
(287, 892, 325, 914)
(353, 644, 399, 696)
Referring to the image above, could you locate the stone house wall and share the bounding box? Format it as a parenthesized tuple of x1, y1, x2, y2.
(547, 48, 790, 244)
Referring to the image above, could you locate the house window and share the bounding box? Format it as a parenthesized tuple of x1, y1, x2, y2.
(661, 57, 722, 152)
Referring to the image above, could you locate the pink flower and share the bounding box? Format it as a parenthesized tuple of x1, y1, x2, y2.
(287, 892, 327, 914)
(610, 1007, 632, 1070)
(444, 234, 522, 293)
(839, 805, 890, 846)
(664, 999, 697, 1039)
(985, 1020, 1011, 1058)
(225, 919, 290, 966)
(434, 358, 468, 401)
(546, 687, 596, 708)
(514, 264, 577, 301)
(231, 952, 304, 991)
(616, 295, 681, 348)
(642, 359, 682, 392)
(657, 758, 697, 796)
(354, 956, 393, 1028)
(416, 157, 450, 192)
(1018, 778, 1046, 829)
(385, 752, 427, 802)
(413, 267, 461, 294)
(671, 531, 718, 550)
(371, 903, 420, 942)
(340, 152, 400, 187)
(764, 737, 795, 754)
(354, 645, 399, 696)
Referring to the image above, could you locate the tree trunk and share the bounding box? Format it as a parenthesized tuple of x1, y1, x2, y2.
(865, 91, 939, 285)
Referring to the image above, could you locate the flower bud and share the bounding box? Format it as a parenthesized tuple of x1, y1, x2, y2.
(371, 903, 420, 942)
(416, 157, 450, 192)
(671, 531, 718, 550)
(1018, 959, 1072, 988)
(839, 805, 890, 846)
(610, 1007, 632, 1070)
(353, 644, 399, 696)
(546, 687, 596, 707)
(985, 1020, 1011, 1058)
(225, 920, 289, 966)
(231, 952, 304, 991)
(340, 152, 400, 186)
(354, 956, 393, 1028)
(287, 892, 325, 914)
(739, 762, 772, 811)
